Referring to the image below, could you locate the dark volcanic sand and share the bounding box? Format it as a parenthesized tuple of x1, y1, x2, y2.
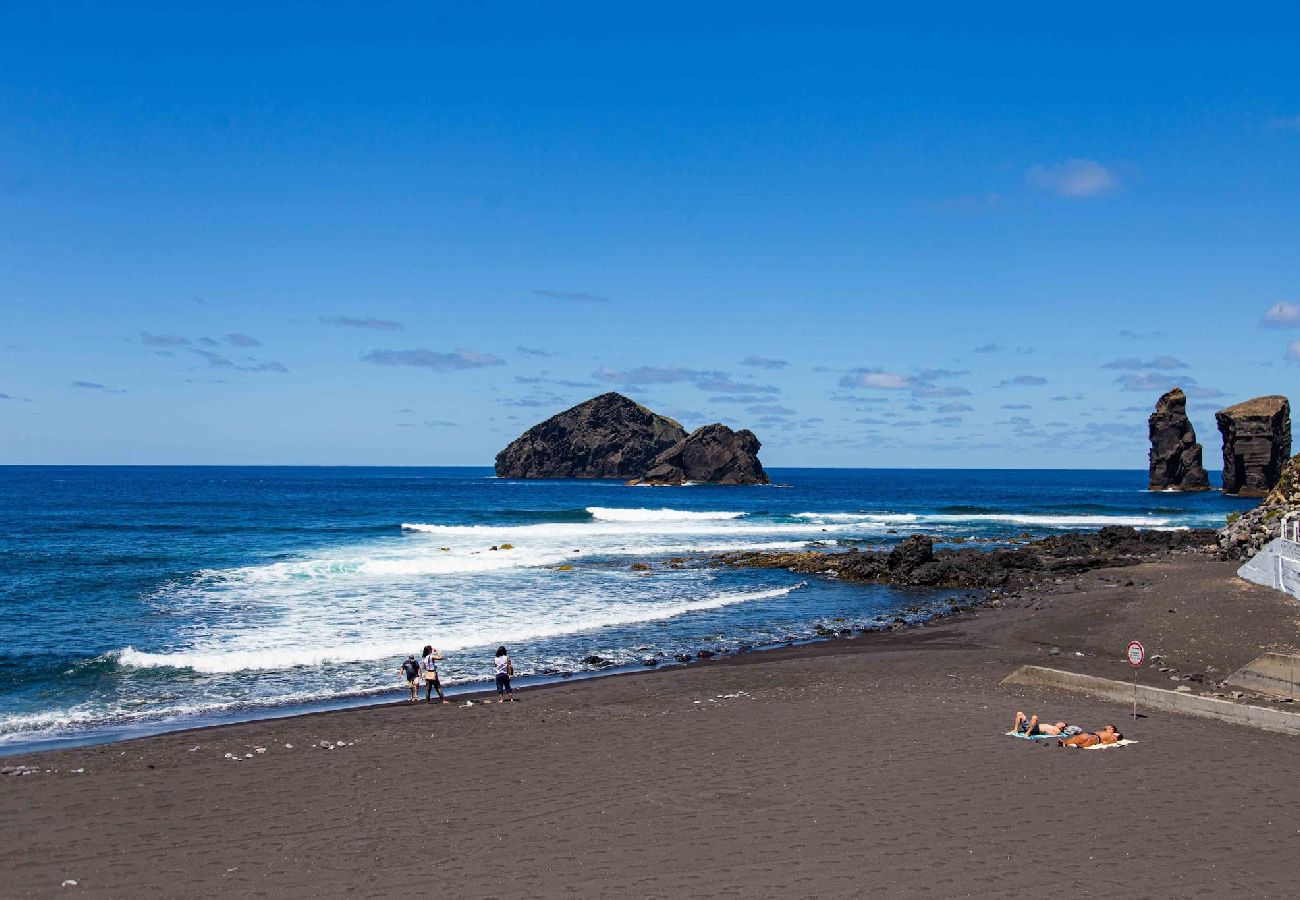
(3, 557, 1300, 898)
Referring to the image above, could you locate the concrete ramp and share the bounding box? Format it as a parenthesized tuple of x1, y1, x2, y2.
(1238, 537, 1300, 598)
(1225, 652, 1300, 699)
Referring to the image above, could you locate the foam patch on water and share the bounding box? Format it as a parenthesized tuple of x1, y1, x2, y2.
(586, 507, 745, 522)
(793, 511, 1175, 528)
(116, 583, 806, 673)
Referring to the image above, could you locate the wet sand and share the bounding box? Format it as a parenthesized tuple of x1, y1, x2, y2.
(3, 557, 1300, 898)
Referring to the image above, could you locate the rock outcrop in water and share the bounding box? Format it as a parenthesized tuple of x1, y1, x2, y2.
(1216, 396, 1292, 497)
(1147, 388, 1210, 491)
(628, 423, 769, 486)
(1218, 453, 1300, 559)
(494, 393, 687, 479)
(717, 527, 1217, 589)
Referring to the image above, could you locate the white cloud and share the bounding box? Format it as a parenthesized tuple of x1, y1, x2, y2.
(363, 349, 504, 371)
(839, 370, 913, 390)
(1262, 302, 1300, 328)
(1025, 159, 1119, 198)
(1287, 341, 1300, 362)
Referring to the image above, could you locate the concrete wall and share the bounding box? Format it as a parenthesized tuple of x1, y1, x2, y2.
(1225, 652, 1300, 699)
(1002, 665, 1300, 736)
(1238, 537, 1300, 597)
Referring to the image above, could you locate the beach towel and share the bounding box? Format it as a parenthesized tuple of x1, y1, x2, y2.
(1082, 739, 1137, 750)
(1004, 730, 1059, 741)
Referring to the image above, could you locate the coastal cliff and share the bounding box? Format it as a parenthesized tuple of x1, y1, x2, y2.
(628, 423, 769, 486)
(1147, 388, 1210, 491)
(494, 393, 686, 479)
(1216, 395, 1291, 497)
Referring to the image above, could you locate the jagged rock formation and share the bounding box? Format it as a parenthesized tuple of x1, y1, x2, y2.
(1218, 453, 1300, 559)
(1147, 388, 1210, 491)
(628, 423, 769, 486)
(718, 526, 1216, 589)
(494, 393, 687, 479)
(1216, 396, 1291, 497)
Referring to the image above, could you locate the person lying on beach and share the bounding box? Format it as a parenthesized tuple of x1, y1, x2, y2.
(421, 644, 448, 704)
(1012, 711, 1074, 737)
(1059, 724, 1123, 748)
(400, 655, 421, 703)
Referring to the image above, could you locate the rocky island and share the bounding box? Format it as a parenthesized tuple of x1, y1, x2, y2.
(1147, 387, 1210, 491)
(1216, 395, 1292, 497)
(627, 423, 769, 486)
(495, 392, 769, 484)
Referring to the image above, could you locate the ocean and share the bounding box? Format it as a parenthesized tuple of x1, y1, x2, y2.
(0, 466, 1254, 752)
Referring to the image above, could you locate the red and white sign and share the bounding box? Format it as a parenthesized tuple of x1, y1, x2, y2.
(1126, 640, 1146, 668)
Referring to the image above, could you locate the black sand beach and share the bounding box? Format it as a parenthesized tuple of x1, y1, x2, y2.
(3, 555, 1300, 898)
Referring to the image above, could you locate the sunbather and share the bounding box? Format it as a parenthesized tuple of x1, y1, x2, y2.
(1012, 711, 1070, 737)
(1059, 724, 1123, 748)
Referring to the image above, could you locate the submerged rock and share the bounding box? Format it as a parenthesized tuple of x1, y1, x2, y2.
(628, 423, 769, 486)
(1216, 396, 1291, 497)
(1218, 453, 1300, 559)
(494, 392, 687, 479)
(1147, 388, 1210, 491)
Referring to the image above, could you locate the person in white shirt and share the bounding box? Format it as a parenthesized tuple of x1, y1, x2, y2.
(494, 646, 515, 702)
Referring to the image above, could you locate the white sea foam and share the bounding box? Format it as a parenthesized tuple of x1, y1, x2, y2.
(793, 511, 1174, 528)
(586, 507, 745, 522)
(116, 583, 805, 674)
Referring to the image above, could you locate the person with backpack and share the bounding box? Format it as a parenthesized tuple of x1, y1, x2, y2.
(399, 654, 421, 703)
(421, 644, 448, 704)
(494, 646, 515, 702)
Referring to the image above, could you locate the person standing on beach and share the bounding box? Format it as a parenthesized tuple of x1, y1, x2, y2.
(494, 646, 515, 702)
(399, 654, 421, 703)
(421, 644, 448, 704)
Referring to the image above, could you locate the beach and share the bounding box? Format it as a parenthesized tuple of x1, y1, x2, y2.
(4, 554, 1300, 898)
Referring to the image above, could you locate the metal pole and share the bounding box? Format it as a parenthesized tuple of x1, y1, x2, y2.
(1133, 666, 1138, 720)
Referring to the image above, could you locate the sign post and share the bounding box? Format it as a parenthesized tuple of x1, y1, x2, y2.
(1126, 640, 1145, 720)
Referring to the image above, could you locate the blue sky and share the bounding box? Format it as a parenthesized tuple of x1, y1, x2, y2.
(2, 2, 1298, 466)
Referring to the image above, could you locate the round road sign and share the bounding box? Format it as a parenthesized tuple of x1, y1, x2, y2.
(1126, 640, 1145, 668)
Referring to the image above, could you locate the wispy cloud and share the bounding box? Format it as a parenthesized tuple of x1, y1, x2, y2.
(1262, 301, 1300, 328)
(997, 374, 1047, 387)
(363, 349, 504, 371)
(1288, 341, 1300, 362)
(141, 332, 190, 347)
(1267, 115, 1300, 133)
(320, 315, 405, 331)
(746, 403, 796, 417)
(534, 289, 610, 303)
(226, 333, 262, 347)
(594, 366, 778, 395)
(1025, 159, 1120, 198)
(1118, 328, 1164, 340)
(194, 349, 289, 373)
(1113, 372, 1196, 392)
(71, 380, 125, 393)
(1001, 403, 1032, 410)
(741, 355, 789, 370)
(516, 345, 556, 358)
(839, 367, 970, 398)
(1102, 356, 1188, 370)
(973, 343, 1000, 353)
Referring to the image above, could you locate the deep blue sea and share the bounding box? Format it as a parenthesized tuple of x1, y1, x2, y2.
(0, 466, 1255, 752)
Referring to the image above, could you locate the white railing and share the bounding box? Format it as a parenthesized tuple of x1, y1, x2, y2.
(1283, 513, 1300, 545)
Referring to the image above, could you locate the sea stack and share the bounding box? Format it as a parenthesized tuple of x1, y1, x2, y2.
(1216, 396, 1292, 497)
(628, 423, 770, 486)
(1147, 388, 1210, 491)
(494, 392, 687, 479)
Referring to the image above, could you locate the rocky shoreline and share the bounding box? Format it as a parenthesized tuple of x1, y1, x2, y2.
(714, 525, 1218, 589)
